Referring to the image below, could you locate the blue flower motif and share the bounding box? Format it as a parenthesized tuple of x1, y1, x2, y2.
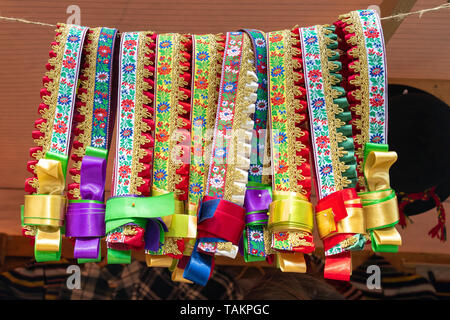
(312, 98, 326, 110)
(196, 51, 210, 61)
(370, 134, 384, 144)
(154, 169, 168, 181)
(193, 116, 206, 127)
(157, 101, 170, 113)
(159, 40, 172, 49)
(120, 127, 133, 139)
(214, 147, 227, 158)
(67, 34, 80, 43)
(369, 65, 384, 77)
(122, 63, 136, 74)
(223, 81, 237, 93)
(320, 164, 333, 176)
(58, 94, 71, 106)
(305, 35, 318, 45)
(273, 132, 287, 144)
(270, 65, 285, 77)
(189, 183, 204, 195)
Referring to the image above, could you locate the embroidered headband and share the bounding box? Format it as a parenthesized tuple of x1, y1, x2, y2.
(105, 31, 173, 264)
(144, 33, 195, 270)
(334, 9, 401, 253)
(22, 24, 88, 262)
(240, 29, 272, 263)
(183, 31, 258, 285)
(169, 34, 225, 282)
(65, 27, 118, 263)
(300, 24, 365, 281)
(266, 29, 314, 273)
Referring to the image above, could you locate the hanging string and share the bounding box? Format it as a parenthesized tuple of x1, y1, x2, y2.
(0, 3, 449, 31)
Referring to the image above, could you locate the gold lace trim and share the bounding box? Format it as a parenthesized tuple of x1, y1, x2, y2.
(162, 237, 182, 255)
(69, 28, 101, 199)
(130, 32, 155, 195)
(224, 33, 257, 202)
(288, 29, 308, 195)
(29, 25, 70, 190)
(216, 242, 233, 252)
(317, 25, 349, 190)
(339, 12, 370, 190)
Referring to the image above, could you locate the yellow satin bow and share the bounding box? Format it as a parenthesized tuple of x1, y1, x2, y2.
(269, 191, 314, 273)
(360, 151, 402, 249)
(23, 159, 66, 252)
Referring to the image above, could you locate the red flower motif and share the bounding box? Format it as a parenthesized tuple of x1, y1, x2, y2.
(119, 165, 131, 179)
(369, 94, 384, 107)
(364, 27, 380, 39)
(271, 92, 285, 106)
(194, 76, 208, 90)
(307, 69, 322, 82)
(123, 40, 137, 50)
(158, 63, 171, 75)
(269, 34, 283, 43)
(94, 108, 107, 121)
(274, 232, 288, 241)
(156, 129, 169, 142)
(316, 135, 330, 149)
(257, 63, 267, 73)
(251, 249, 258, 255)
(276, 159, 288, 174)
(121, 99, 134, 112)
(62, 57, 76, 69)
(98, 46, 111, 58)
(54, 120, 67, 134)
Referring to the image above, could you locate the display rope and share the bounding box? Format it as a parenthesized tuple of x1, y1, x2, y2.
(0, 3, 449, 32)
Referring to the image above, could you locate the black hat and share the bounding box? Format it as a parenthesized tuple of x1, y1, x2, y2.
(388, 84, 450, 240)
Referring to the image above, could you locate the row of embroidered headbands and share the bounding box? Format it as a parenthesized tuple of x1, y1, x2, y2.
(21, 9, 401, 285)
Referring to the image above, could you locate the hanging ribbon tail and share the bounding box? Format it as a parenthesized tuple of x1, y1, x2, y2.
(324, 252, 352, 281)
(277, 252, 307, 273)
(80, 153, 107, 200)
(66, 201, 106, 259)
(144, 217, 168, 252)
(184, 196, 245, 285)
(428, 187, 447, 242)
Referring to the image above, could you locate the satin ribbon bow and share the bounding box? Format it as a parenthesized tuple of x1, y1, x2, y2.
(183, 196, 245, 285)
(359, 143, 402, 252)
(242, 182, 272, 262)
(66, 147, 108, 262)
(104, 193, 175, 264)
(268, 192, 315, 273)
(315, 188, 366, 281)
(22, 155, 67, 262)
(145, 187, 197, 264)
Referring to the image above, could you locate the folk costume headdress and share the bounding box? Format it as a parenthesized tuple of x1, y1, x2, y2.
(240, 29, 272, 263)
(104, 31, 176, 264)
(65, 27, 118, 262)
(334, 9, 402, 254)
(143, 33, 195, 272)
(22, 24, 89, 262)
(266, 29, 315, 273)
(300, 24, 365, 281)
(183, 31, 258, 285)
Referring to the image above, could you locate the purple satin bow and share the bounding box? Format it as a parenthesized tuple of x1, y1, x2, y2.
(66, 155, 107, 259)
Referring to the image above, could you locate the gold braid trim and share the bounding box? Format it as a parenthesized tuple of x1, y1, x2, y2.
(68, 28, 101, 199)
(130, 32, 155, 195)
(288, 29, 308, 195)
(340, 12, 370, 189)
(172, 34, 191, 196)
(28, 25, 70, 191)
(317, 25, 349, 190)
(224, 33, 257, 203)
